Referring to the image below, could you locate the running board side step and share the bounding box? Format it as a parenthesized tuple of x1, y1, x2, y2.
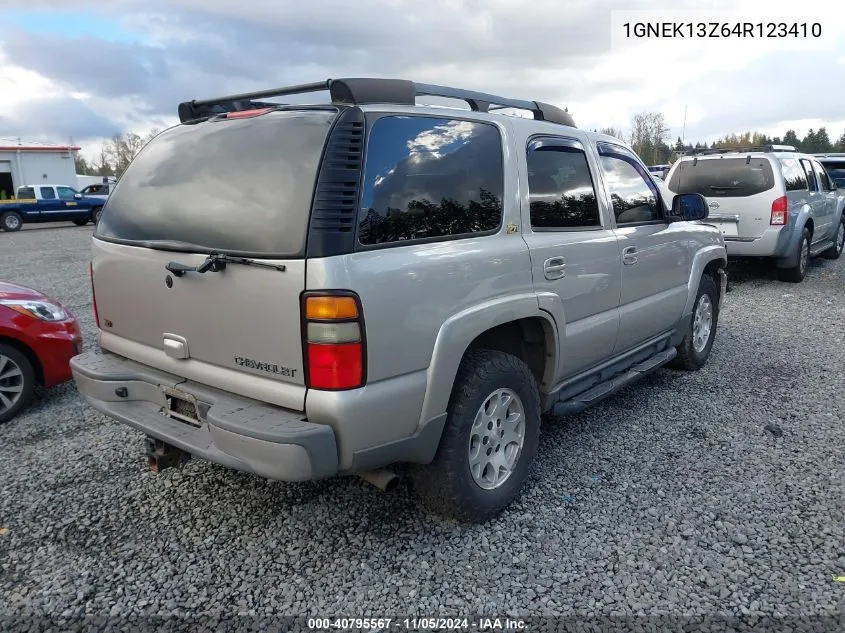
(809, 240, 834, 257)
(551, 348, 677, 416)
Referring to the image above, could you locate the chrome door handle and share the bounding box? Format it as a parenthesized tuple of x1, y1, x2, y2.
(622, 246, 638, 265)
(543, 257, 566, 279)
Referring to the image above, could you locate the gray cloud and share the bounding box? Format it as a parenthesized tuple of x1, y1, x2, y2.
(2, 32, 169, 99)
(2, 0, 843, 145)
(676, 51, 845, 140)
(0, 97, 122, 141)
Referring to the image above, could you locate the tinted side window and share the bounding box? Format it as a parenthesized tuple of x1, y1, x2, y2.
(17, 187, 35, 199)
(57, 186, 76, 200)
(801, 159, 818, 192)
(358, 116, 503, 245)
(598, 148, 661, 224)
(778, 157, 808, 191)
(40, 187, 56, 200)
(813, 162, 833, 191)
(527, 143, 600, 229)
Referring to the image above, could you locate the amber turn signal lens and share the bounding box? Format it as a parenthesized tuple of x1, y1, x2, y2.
(305, 296, 358, 320)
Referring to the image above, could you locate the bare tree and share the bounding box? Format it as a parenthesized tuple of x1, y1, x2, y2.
(94, 145, 114, 177)
(599, 127, 625, 140)
(103, 129, 161, 178)
(629, 112, 671, 165)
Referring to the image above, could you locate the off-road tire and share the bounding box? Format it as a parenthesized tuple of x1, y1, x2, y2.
(0, 343, 36, 424)
(669, 274, 719, 371)
(778, 228, 810, 282)
(1, 211, 22, 232)
(822, 217, 844, 260)
(411, 349, 541, 523)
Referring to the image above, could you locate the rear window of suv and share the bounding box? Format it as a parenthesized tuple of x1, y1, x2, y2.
(96, 109, 336, 256)
(667, 157, 775, 197)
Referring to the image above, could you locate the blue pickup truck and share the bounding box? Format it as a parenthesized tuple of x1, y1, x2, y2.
(0, 184, 105, 232)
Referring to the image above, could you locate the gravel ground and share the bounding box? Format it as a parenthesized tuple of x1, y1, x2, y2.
(1, 224, 844, 631)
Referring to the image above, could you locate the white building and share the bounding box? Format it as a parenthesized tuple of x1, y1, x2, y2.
(0, 144, 80, 199)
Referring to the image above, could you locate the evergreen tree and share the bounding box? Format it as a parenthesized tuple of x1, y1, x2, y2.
(815, 127, 832, 153)
(783, 129, 800, 150)
(802, 129, 818, 153)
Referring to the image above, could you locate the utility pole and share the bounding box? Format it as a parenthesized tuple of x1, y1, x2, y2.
(681, 104, 688, 148)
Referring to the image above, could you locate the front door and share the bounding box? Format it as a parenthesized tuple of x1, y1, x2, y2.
(519, 135, 621, 380)
(56, 186, 88, 220)
(596, 142, 691, 355)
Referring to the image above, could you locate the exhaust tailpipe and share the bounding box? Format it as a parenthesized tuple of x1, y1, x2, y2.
(358, 469, 399, 491)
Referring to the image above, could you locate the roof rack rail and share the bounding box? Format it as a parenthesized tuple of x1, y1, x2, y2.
(685, 144, 797, 156)
(177, 78, 576, 127)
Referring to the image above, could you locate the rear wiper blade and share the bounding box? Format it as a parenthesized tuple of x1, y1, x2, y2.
(709, 185, 739, 190)
(165, 253, 286, 277)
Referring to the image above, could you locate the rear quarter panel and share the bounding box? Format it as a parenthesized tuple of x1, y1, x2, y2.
(305, 117, 538, 439)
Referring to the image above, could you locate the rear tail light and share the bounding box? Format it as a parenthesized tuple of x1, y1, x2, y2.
(302, 293, 365, 390)
(88, 261, 99, 327)
(770, 196, 788, 225)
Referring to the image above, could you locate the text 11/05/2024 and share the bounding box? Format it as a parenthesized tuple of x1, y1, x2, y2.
(622, 22, 821, 39)
(307, 618, 528, 631)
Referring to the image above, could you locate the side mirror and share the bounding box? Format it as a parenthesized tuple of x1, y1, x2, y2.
(668, 193, 708, 221)
(74, 193, 82, 199)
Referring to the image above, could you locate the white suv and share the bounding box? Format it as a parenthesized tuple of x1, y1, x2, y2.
(665, 145, 845, 282)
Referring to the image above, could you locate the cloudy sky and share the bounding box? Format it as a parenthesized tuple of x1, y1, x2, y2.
(2, 0, 844, 158)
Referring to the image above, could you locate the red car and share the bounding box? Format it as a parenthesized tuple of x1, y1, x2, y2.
(0, 281, 83, 423)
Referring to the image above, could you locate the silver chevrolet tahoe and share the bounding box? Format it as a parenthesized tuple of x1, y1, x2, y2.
(71, 78, 728, 522)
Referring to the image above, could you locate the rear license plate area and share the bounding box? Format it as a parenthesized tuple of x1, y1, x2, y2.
(162, 387, 201, 427)
(715, 222, 738, 237)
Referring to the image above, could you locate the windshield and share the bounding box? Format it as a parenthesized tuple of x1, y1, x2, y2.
(667, 157, 775, 197)
(96, 109, 337, 256)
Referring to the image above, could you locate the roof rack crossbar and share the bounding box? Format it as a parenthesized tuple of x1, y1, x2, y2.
(190, 81, 329, 108)
(685, 144, 797, 156)
(177, 77, 576, 127)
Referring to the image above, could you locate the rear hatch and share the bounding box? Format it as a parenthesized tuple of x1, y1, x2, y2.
(92, 108, 338, 411)
(666, 156, 779, 239)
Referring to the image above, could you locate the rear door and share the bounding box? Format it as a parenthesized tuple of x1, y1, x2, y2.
(519, 135, 621, 379)
(811, 159, 836, 240)
(38, 186, 63, 217)
(92, 108, 338, 411)
(597, 142, 691, 354)
(666, 156, 778, 239)
(800, 158, 827, 237)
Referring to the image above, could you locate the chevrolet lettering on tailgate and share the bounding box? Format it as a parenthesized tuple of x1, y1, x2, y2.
(233, 356, 297, 378)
